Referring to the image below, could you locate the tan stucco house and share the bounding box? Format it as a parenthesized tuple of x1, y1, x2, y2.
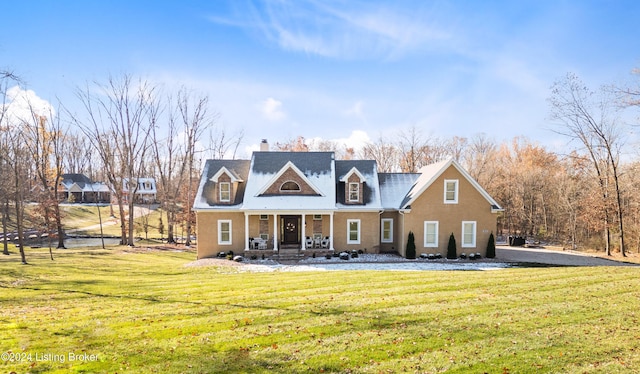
(193, 149, 502, 259)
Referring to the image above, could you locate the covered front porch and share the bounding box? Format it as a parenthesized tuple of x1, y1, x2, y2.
(242, 211, 335, 255)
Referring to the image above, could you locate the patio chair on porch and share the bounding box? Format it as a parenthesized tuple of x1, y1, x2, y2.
(321, 236, 330, 249)
(305, 236, 313, 248)
(314, 236, 321, 248)
(253, 237, 267, 250)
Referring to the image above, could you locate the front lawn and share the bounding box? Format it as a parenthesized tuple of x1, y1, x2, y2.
(1, 247, 639, 373)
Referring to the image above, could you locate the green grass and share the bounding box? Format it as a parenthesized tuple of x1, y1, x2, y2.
(2, 248, 640, 373)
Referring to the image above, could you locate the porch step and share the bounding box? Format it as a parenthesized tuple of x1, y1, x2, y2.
(274, 247, 303, 261)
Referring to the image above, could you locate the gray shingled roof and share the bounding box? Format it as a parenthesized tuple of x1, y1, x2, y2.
(196, 159, 251, 207)
(251, 151, 333, 175)
(61, 173, 92, 188)
(378, 173, 421, 209)
(335, 160, 381, 207)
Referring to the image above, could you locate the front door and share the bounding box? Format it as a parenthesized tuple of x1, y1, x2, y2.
(282, 216, 299, 244)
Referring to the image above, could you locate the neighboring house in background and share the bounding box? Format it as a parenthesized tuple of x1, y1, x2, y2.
(122, 178, 157, 204)
(59, 174, 111, 203)
(193, 144, 502, 259)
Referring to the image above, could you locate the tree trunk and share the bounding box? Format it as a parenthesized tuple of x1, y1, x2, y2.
(54, 202, 65, 249)
(118, 203, 127, 245)
(1, 199, 8, 256)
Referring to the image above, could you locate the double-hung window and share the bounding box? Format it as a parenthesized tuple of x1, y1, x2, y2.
(348, 183, 359, 202)
(218, 220, 232, 245)
(219, 182, 231, 202)
(381, 219, 393, 243)
(461, 221, 476, 248)
(424, 221, 439, 247)
(347, 219, 361, 244)
(444, 180, 458, 204)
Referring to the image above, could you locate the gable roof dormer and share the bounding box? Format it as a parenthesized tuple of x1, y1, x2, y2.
(256, 161, 323, 196)
(210, 166, 244, 183)
(340, 167, 367, 183)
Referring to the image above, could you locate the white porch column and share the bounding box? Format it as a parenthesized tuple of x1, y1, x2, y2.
(244, 213, 250, 251)
(301, 214, 306, 251)
(273, 213, 278, 252)
(329, 212, 335, 251)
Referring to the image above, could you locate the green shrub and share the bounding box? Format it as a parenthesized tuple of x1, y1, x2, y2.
(406, 231, 416, 259)
(447, 233, 457, 259)
(486, 232, 496, 258)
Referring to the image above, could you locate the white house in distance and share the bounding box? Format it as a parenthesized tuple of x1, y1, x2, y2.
(57, 174, 157, 204)
(193, 141, 502, 260)
(59, 174, 111, 203)
(122, 178, 157, 204)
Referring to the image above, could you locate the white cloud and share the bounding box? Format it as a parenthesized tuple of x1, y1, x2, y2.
(310, 129, 372, 152)
(220, 1, 453, 60)
(260, 97, 286, 121)
(4, 86, 54, 125)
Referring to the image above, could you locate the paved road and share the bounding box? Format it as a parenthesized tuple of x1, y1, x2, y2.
(496, 245, 637, 266)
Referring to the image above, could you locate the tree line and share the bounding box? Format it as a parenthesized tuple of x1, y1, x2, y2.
(273, 72, 640, 256)
(1, 72, 243, 264)
(1, 70, 639, 263)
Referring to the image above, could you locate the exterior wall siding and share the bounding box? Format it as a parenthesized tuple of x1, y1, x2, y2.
(333, 212, 380, 253)
(379, 211, 401, 253)
(196, 211, 246, 258)
(399, 166, 497, 258)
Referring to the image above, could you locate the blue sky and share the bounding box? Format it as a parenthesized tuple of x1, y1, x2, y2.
(2, 0, 639, 156)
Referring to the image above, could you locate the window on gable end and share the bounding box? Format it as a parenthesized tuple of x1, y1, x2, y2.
(280, 181, 301, 192)
(444, 180, 458, 204)
(348, 182, 360, 202)
(219, 182, 231, 202)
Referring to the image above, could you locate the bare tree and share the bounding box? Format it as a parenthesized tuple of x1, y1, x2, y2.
(62, 132, 93, 175)
(208, 126, 243, 160)
(549, 73, 627, 256)
(176, 89, 214, 247)
(397, 126, 426, 172)
(72, 74, 156, 246)
(0, 71, 17, 256)
(23, 102, 67, 251)
(360, 134, 400, 172)
(462, 133, 498, 187)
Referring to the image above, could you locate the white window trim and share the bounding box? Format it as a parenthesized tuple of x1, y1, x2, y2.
(461, 221, 476, 248)
(444, 179, 459, 204)
(347, 219, 361, 244)
(348, 182, 360, 202)
(219, 182, 231, 202)
(280, 180, 301, 192)
(424, 221, 439, 247)
(218, 220, 232, 245)
(381, 218, 393, 243)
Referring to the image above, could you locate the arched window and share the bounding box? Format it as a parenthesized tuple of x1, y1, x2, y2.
(280, 181, 301, 192)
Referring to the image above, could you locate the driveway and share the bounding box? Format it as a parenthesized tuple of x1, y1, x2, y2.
(496, 245, 637, 266)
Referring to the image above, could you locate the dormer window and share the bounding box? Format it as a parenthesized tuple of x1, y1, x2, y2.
(280, 181, 301, 192)
(348, 182, 359, 202)
(219, 182, 231, 202)
(444, 180, 458, 204)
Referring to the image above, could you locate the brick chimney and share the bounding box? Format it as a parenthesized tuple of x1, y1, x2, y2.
(260, 139, 269, 152)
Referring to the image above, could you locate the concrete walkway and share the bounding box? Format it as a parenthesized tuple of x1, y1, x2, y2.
(496, 245, 637, 266)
